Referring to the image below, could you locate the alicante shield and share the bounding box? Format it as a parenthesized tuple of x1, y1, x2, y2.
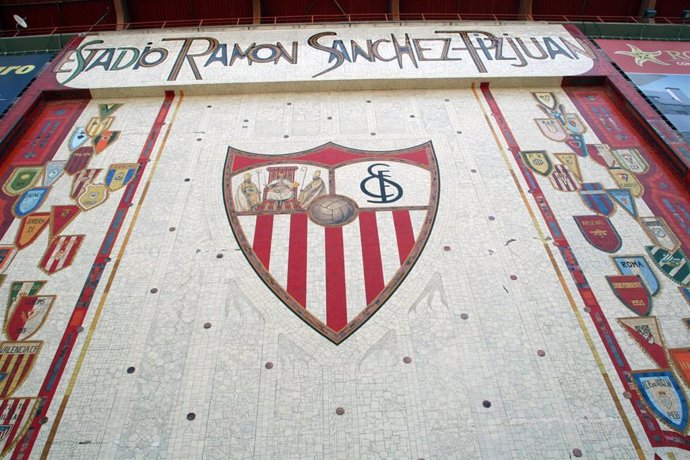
(93, 130, 120, 154)
(574, 215, 622, 253)
(2, 167, 42, 197)
(669, 348, 690, 389)
(520, 151, 553, 176)
(609, 168, 644, 197)
(68, 126, 89, 151)
(640, 217, 680, 252)
(13, 187, 49, 218)
(14, 212, 50, 250)
(548, 164, 581, 191)
(85, 116, 114, 137)
(42, 160, 66, 187)
(535, 118, 568, 142)
(607, 189, 638, 218)
(0, 247, 15, 274)
(0, 397, 39, 457)
(71, 168, 101, 199)
(606, 275, 652, 316)
(613, 255, 660, 296)
(613, 148, 649, 174)
(645, 246, 690, 286)
(0, 341, 41, 398)
(631, 369, 689, 433)
(5, 295, 54, 341)
(65, 147, 93, 175)
(224, 142, 439, 344)
(579, 183, 616, 216)
(39, 235, 84, 274)
(77, 184, 108, 211)
(105, 163, 138, 191)
(618, 317, 668, 367)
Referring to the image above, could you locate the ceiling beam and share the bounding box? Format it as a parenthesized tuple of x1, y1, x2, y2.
(113, 0, 129, 29)
(253, 0, 261, 24)
(518, 0, 533, 19)
(390, 0, 399, 20)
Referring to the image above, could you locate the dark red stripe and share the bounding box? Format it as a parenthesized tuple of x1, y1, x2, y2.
(252, 215, 274, 269)
(5, 398, 29, 447)
(392, 210, 415, 265)
(286, 213, 308, 306)
(358, 212, 385, 304)
(325, 226, 347, 332)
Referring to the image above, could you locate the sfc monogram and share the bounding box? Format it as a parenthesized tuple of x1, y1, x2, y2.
(224, 142, 439, 344)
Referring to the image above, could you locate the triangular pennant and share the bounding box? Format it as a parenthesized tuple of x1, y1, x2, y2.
(98, 103, 123, 118)
(49, 205, 80, 237)
(618, 317, 668, 367)
(14, 212, 50, 250)
(607, 188, 638, 218)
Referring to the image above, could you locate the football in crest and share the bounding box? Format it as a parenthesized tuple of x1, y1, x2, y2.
(308, 195, 358, 227)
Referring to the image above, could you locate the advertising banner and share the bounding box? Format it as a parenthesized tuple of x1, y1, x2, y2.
(0, 53, 53, 116)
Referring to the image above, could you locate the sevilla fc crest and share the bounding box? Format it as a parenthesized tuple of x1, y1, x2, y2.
(606, 275, 651, 316)
(224, 142, 439, 344)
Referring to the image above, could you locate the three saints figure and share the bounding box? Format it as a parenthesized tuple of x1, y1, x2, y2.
(235, 168, 326, 212)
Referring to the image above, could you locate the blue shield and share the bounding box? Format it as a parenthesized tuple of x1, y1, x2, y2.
(13, 187, 49, 218)
(579, 183, 616, 216)
(614, 255, 659, 296)
(69, 127, 89, 151)
(631, 370, 689, 433)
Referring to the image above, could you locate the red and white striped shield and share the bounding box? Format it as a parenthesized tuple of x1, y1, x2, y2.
(39, 235, 84, 274)
(224, 142, 439, 344)
(0, 397, 39, 457)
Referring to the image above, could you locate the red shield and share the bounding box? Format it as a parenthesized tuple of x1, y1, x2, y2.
(606, 275, 652, 316)
(224, 142, 439, 344)
(39, 234, 84, 274)
(573, 215, 621, 253)
(65, 147, 93, 175)
(5, 295, 54, 341)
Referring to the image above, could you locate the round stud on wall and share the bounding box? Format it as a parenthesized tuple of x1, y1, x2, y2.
(265, 362, 274, 369)
(335, 407, 345, 415)
(509, 275, 518, 281)
(460, 313, 469, 320)
(186, 413, 195, 421)
(39, 417, 48, 425)
(482, 400, 491, 408)
(471, 169, 477, 173)
(488, 216, 495, 221)
(403, 357, 412, 364)
(203, 322, 212, 329)
(572, 448, 582, 458)
(150, 288, 158, 294)
(537, 350, 545, 357)
(184, 178, 190, 182)
(327, 116, 333, 120)
(169, 227, 176, 232)
(76, 326, 84, 333)
(127, 366, 135, 374)
(443, 246, 451, 252)
(623, 391, 632, 399)
(583, 307, 591, 313)
(216, 253, 223, 259)
(196, 138, 202, 141)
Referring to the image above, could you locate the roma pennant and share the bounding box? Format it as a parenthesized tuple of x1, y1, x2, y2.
(93, 130, 120, 154)
(631, 370, 690, 433)
(0, 247, 16, 274)
(2, 167, 42, 197)
(12, 187, 49, 218)
(0, 341, 42, 398)
(77, 184, 108, 211)
(39, 234, 84, 274)
(573, 215, 622, 253)
(49, 204, 79, 237)
(606, 275, 652, 316)
(5, 295, 54, 341)
(609, 168, 644, 198)
(224, 142, 439, 344)
(640, 217, 680, 252)
(607, 189, 638, 218)
(43, 160, 66, 187)
(548, 164, 581, 192)
(105, 163, 138, 191)
(520, 151, 553, 176)
(613, 148, 649, 174)
(71, 168, 101, 199)
(613, 255, 659, 296)
(85, 116, 113, 137)
(646, 246, 690, 286)
(14, 212, 50, 250)
(618, 317, 668, 367)
(68, 126, 89, 151)
(554, 152, 582, 180)
(579, 183, 616, 216)
(0, 397, 39, 457)
(65, 146, 93, 176)
(669, 348, 690, 390)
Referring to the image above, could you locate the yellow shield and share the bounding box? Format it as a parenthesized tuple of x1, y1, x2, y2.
(554, 152, 582, 180)
(609, 168, 644, 197)
(520, 151, 553, 176)
(85, 116, 114, 137)
(105, 163, 138, 191)
(77, 184, 109, 211)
